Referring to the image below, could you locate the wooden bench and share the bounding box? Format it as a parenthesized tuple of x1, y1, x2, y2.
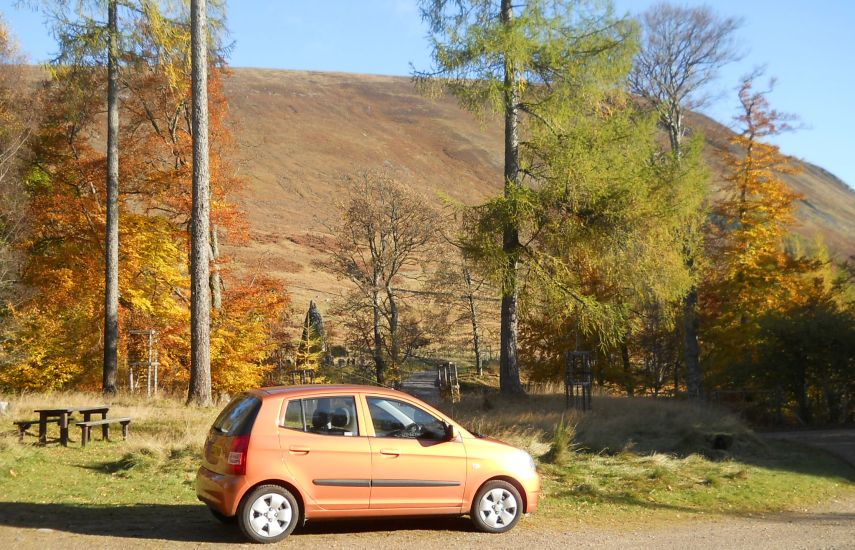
(76, 417, 132, 447)
(14, 418, 61, 442)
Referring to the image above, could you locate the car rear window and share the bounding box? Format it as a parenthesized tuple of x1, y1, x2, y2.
(211, 393, 261, 436)
(281, 396, 359, 436)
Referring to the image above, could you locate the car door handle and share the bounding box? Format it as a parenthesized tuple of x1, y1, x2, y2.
(288, 446, 310, 454)
(379, 448, 400, 456)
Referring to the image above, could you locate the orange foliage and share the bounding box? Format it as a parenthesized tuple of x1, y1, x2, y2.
(0, 63, 286, 393)
(701, 76, 822, 381)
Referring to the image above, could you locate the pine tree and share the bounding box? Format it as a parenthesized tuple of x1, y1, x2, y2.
(417, 0, 633, 395)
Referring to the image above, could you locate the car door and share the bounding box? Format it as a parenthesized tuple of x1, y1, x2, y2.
(278, 395, 371, 510)
(365, 395, 466, 510)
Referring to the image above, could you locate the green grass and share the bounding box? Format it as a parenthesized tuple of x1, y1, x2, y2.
(0, 392, 216, 507)
(0, 390, 852, 530)
(440, 391, 855, 526)
(534, 442, 853, 526)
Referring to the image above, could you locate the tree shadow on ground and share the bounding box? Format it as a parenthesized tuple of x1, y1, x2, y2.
(0, 502, 473, 542)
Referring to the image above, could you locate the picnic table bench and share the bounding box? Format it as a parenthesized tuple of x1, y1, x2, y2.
(77, 417, 132, 447)
(14, 417, 60, 442)
(15, 405, 133, 447)
(30, 405, 110, 446)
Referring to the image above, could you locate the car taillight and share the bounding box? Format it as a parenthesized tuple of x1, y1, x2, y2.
(227, 434, 250, 475)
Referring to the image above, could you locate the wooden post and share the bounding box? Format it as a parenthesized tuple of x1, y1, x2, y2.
(38, 416, 47, 445)
(101, 411, 109, 440)
(59, 412, 69, 447)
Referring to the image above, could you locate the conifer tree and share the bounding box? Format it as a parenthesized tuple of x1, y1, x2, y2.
(703, 75, 819, 383)
(417, 0, 633, 395)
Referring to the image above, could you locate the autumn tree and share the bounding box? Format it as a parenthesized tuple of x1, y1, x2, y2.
(0, 15, 33, 304)
(702, 75, 821, 388)
(418, 0, 633, 395)
(31, 0, 139, 393)
(324, 171, 438, 385)
(516, 101, 706, 386)
(427, 246, 495, 376)
(0, 4, 286, 394)
(629, 2, 742, 397)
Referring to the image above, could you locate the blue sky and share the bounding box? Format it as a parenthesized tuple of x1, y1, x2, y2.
(2, 0, 853, 188)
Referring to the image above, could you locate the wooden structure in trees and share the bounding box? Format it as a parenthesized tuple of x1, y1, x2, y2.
(287, 369, 316, 385)
(565, 351, 592, 411)
(128, 329, 159, 397)
(436, 362, 461, 403)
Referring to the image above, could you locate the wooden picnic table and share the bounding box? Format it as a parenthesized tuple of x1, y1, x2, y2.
(33, 405, 109, 446)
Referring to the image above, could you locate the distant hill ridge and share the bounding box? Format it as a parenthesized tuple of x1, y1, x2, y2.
(216, 68, 855, 306)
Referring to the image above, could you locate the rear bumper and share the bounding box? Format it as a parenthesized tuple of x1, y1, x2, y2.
(195, 466, 249, 516)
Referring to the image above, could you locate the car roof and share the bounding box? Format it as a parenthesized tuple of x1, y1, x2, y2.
(254, 384, 414, 400)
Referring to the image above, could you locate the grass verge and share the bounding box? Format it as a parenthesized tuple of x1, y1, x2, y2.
(0, 390, 852, 530)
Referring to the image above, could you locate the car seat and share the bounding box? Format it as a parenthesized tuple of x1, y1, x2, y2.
(331, 407, 354, 434)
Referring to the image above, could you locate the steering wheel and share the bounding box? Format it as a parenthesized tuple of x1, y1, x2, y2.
(388, 422, 424, 438)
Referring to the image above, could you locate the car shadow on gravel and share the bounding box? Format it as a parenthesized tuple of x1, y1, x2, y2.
(0, 503, 244, 543)
(296, 515, 475, 535)
(0, 502, 475, 542)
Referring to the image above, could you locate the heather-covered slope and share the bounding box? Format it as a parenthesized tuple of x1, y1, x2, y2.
(217, 68, 854, 306)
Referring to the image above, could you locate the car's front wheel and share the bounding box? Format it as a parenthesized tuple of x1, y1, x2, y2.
(470, 480, 523, 533)
(238, 484, 300, 543)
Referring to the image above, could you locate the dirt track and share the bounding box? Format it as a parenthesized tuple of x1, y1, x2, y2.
(2, 430, 853, 549)
(1, 496, 854, 550)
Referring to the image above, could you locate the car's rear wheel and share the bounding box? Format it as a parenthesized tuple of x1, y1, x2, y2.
(470, 480, 522, 533)
(238, 484, 299, 543)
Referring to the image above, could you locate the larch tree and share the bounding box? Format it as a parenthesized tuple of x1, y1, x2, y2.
(0, 16, 33, 304)
(628, 2, 742, 398)
(103, 0, 119, 395)
(187, 0, 212, 406)
(417, 0, 633, 395)
(30, 0, 156, 394)
(702, 74, 819, 383)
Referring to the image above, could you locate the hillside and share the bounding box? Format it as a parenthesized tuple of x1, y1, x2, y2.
(219, 68, 855, 310)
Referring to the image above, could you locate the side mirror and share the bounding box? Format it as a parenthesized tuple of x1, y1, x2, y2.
(443, 422, 456, 442)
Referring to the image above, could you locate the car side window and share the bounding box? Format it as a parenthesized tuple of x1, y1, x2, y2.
(282, 400, 304, 431)
(281, 396, 358, 436)
(367, 397, 446, 440)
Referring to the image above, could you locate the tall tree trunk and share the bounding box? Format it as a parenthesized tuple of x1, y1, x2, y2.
(187, 0, 212, 406)
(371, 285, 385, 385)
(102, 0, 119, 396)
(683, 286, 701, 397)
(620, 341, 634, 397)
(210, 224, 222, 310)
(385, 284, 399, 382)
(463, 266, 483, 376)
(499, 0, 524, 396)
(667, 101, 701, 399)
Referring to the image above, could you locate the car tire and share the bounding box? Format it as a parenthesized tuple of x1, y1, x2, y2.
(238, 484, 300, 543)
(470, 480, 523, 533)
(207, 505, 237, 524)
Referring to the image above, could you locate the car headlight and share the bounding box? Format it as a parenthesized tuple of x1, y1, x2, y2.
(508, 449, 536, 473)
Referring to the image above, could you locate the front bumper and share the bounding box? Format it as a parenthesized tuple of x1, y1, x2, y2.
(521, 470, 541, 513)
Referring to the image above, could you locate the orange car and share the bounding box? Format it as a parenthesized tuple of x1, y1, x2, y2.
(196, 384, 540, 543)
